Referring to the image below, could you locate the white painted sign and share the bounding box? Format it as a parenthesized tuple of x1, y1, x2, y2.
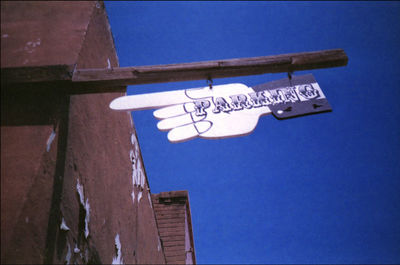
(110, 74, 330, 143)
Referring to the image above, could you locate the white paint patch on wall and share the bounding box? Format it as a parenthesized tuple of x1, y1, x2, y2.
(147, 192, 153, 209)
(129, 149, 135, 163)
(131, 190, 135, 205)
(140, 172, 145, 189)
(130, 132, 146, 205)
(130, 147, 137, 206)
(46, 130, 56, 152)
(112, 234, 124, 265)
(157, 236, 162, 252)
(131, 133, 138, 150)
(84, 198, 90, 239)
(128, 113, 134, 128)
(76, 179, 85, 205)
(65, 242, 72, 264)
(138, 191, 142, 202)
(24, 38, 41, 53)
(74, 244, 80, 254)
(60, 217, 70, 231)
(134, 160, 145, 190)
(130, 149, 136, 187)
(76, 179, 90, 238)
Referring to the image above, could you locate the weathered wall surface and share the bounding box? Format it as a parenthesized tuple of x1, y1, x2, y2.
(1, 1, 165, 264)
(0, 1, 93, 68)
(1, 1, 85, 262)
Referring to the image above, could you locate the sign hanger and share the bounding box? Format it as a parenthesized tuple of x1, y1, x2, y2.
(103, 50, 347, 143)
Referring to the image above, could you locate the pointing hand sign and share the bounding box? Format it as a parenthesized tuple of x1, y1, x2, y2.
(110, 84, 271, 143)
(109, 74, 331, 143)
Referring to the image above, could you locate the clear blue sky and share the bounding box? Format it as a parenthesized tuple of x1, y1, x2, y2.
(105, 2, 400, 264)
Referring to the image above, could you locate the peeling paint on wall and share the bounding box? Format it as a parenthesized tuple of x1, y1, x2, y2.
(128, 111, 134, 129)
(84, 199, 90, 238)
(130, 132, 146, 206)
(130, 147, 136, 206)
(74, 244, 80, 254)
(129, 149, 135, 164)
(157, 237, 162, 252)
(131, 191, 135, 205)
(60, 217, 70, 231)
(147, 192, 153, 209)
(130, 132, 137, 146)
(111, 234, 124, 265)
(133, 159, 145, 190)
(24, 38, 41, 53)
(46, 130, 56, 152)
(76, 179, 85, 205)
(65, 242, 71, 265)
(76, 179, 91, 238)
(138, 191, 143, 202)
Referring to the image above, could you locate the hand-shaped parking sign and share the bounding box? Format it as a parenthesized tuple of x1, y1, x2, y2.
(110, 74, 331, 143)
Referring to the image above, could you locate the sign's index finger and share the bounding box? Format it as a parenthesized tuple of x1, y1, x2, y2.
(109, 89, 190, 111)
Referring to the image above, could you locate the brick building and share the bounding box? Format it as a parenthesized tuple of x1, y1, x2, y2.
(1, 1, 195, 264)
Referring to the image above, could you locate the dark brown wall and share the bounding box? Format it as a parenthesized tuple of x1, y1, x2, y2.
(1, 1, 165, 264)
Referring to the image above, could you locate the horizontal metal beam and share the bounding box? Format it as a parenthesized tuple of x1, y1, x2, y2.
(2, 49, 348, 92)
